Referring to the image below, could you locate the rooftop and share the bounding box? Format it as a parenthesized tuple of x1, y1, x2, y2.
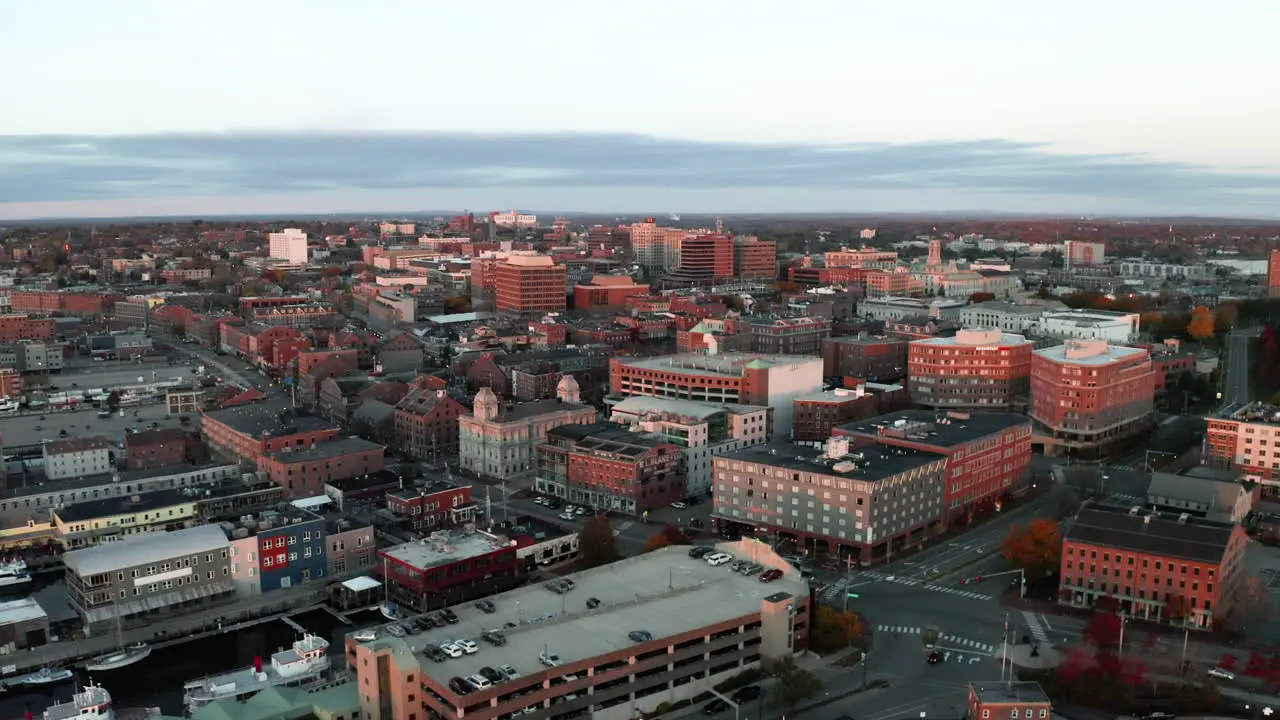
(546, 423, 673, 456)
(1064, 507, 1237, 564)
(617, 352, 821, 379)
(472, 398, 595, 425)
(202, 403, 334, 439)
(610, 396, 768, 423)
(218, 506, 325, 540)
(361, 540, 806, 686)
(1225, 401, 1280, 426)
(381, 527, 516, 572)
(970, 681, 1051, 705)
(0, 597, 48, 626)
(43, 436, 114, 454)
(1042, 308, 1137, 320)
(388, 478, 469, 502)
(1034, 341, 1147, 366)
(722, 441, 944, 483)
(63, 524, 230, 577)
(913, 328, 1029, 347)
(266, 436, 384, 464)
(837, 409, 1029, 447)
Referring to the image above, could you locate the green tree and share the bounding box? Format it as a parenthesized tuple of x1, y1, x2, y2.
(578, 516, 619, 569)
(106, 390, 121, 412)
(770, 656, 822, 713)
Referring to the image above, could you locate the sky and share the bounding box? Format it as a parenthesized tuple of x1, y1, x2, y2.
(3, 0, 1279, 220)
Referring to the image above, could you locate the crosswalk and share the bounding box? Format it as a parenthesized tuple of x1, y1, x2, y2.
(1022, 610, 1049, 642)
(817, 573, 993, 601)
(873, 625, 995, 654)
(612, 521, 634, 536)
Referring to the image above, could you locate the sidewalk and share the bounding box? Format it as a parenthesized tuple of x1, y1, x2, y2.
(6, 585, 325, 674)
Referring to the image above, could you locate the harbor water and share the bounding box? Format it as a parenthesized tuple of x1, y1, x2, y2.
(0, 608, 367, 718)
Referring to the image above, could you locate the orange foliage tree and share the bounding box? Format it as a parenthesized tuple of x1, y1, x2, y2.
(1188, 306, 1216, 340)
(643, 525, 692, 552)
(1000, 518, 1061, 577)
(810, 606, 869, 653)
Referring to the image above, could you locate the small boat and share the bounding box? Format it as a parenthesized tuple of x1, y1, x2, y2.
(40, 681, 163, 720)
(379, 601, 406, 621)
(84, 641, 151, 672)
(23, 667, 74, 686)
(182, 633, 331, 711)
(352, 629, 377, 642)
(0, 560, 32, 595)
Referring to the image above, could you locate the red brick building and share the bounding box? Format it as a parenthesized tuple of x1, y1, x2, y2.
(1030, 340, 1155, 456)
(572, 276, 650, 309)
(733, 236, 777, 280)
(10, 290, 121, 316)
(0, 314, 55, 343)
(1269, 249, 1280, 298)
(836, 409, 1032, 524)
(822, 335, 908, 382)
(907, 328, 1033, 409)
(385, 480, 477, 531)
(1059, 507, 1248, 629)
(377, 528, 522, 609)
(1151, 351, 1197, 392)
(495, 252, 567, 315)
(536, 423, 686, 515)
(968, 682, 1051, 720)
(0, 368, 22, 399)
(259, 436, 386, 497)
(792, 386, 883, 442)
(201, 404, 340, 468)
(393, 388, 469, 461)
(678, 234, 734, 280)
(123, 428, 195, 471)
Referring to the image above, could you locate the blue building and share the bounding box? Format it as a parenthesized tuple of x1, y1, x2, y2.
(226, 506, 329, 594)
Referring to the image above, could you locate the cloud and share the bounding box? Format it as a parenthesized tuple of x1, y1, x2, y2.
(1, 131, 1279, 217)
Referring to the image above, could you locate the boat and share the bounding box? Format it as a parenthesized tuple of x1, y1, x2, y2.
(379, 601, 406, 621)
(22, 667, 74, 686)
(352, 629, 377, 642)
(39, 681, 163, 720)
(85, 601, 151, 672)
(182, 633, 331, 711)
(0, 560, 32, 594)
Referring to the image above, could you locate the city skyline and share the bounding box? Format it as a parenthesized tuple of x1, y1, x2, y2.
(4, 0, 1279, 219)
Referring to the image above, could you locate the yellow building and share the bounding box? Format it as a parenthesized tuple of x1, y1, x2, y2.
(52, 489, 198, 549)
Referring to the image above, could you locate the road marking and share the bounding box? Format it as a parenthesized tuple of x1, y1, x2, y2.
(1022, 610, 1048, 642)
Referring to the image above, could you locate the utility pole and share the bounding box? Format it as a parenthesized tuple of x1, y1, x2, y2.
(1118, 616, 1127, 658)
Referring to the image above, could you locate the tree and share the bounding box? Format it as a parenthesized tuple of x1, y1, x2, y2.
(769, 656, 821, 713)
(1187, 306, 1216, 340)
(1166, 594, 1191, 625)
(1000, 519, 1061, 577)
(578, 516, 619, 569)
(643, 525, 691, 552)
(968, 292, 996, 304)
(1083, 610, 1123, 653)
(105, 390, 121, 412)
(810, 607, 867, 653)
(443, 295, 472, 314)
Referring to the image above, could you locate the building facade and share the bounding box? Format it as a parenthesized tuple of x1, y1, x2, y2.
(1030, 340, 1155, 457)
(907, 329, 1033, 410)
(822, 335, 908, 381)
(377, 528, 522, 610)
(267, 228, 309, 264)
(1205, 402, 1280, 497)
(43, 437, 114, 480)
(495, 253, 567, 315)
(537, 423, 687, 515)
(258, 437, 387, 497)
(459, 378, 597, 481)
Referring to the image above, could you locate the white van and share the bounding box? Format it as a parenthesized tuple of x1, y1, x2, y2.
(1207, 667, 1235, 681)
(705, 553, 733, 566)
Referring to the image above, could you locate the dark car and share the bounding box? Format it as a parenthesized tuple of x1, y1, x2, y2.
(560, 578, 576, 590)
(424, 645, 447, 663)
(475, 599, 497, 613)
(628, 630, 653, 643)
(688, 546, 713, 558)
(479, 666, 504, 683)
(449, 677, 473, 695)
(928, 650, 942, 665)
(703, 699, 730, 716)
(585, 597, 601, 609)
(442, 609, 460, 624)
(482, 630, 507, 646)
(731, 686, 762, 703)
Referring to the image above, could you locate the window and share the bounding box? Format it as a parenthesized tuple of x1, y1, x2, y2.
(982, 712, 990, 719)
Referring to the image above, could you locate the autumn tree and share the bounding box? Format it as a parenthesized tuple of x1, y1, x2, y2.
(1187, 306, 1216, 340)
(1000, 518, 1061, 578)
(1139, 311, 1165, 332)
(968, 292, 996, 303)
(578, 516, 619, 569)
(643, 525, 692, 552)
(1084, 611, 1123, 654)
(810, 607, 868, 653)
(769, 656, 822, 713)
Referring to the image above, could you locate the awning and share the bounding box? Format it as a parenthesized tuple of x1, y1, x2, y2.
(341, 576, 381, 593)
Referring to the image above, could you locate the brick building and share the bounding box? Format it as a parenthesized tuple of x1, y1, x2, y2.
(0, 314, 55, 343)
(1058, 506, 1248, 629)
(495, 252, 567, 315)
(536, 423, 687, 515)
(967, 682, 1052, 720)
(460, 379, 597, 481)
(393, 388, 469, 461)
(791, 386, 881, 442)
(822, 335, 908, 382)
(572, 276, 650, 310)
(259, 436, 386, 497)
(201, 404, 339, 468)
(1030, 340, 1155, 457)
(907, 328, 1033, 410)
(385, 479, 477, 531)
(678, 233, 734, 280)
(123, 428, 196, 471)
(740, 316, 831, 355)
(1205, 401, 1280, 497)
(733, 236, 778, 280)
(835, 410, 1033, 526)
(377, 527, 522, 610)
(1269, 249, 1280, 297)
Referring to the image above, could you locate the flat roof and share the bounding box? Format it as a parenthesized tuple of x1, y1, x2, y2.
(267, 436, 383, 463)
(722, 441, 943, 483)
(365, 540, 806, 685)
(0, 597, 48, 626)
(1065, 507, 1236, 564)
(203, 403, 334, 439)
(912, 331, 1028, 347)
(837, 409, 1028, 448)
(54, 486, 199, 523)
(381, 529, 515, 572)
(63, 524, 229, 577)
(343, 576, 382, 593)
(617, 352, 821, 379)
(610, 395, 768, 422)
(970, 681, 1051, 704)
(1034, 343, 1146, 366)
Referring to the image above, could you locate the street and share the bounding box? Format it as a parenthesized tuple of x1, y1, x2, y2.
(1221, 328, 1256, 412)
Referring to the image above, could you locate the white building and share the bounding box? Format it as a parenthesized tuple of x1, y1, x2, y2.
(42, 436, 114, 480)
(1039, 309, 1140, 344)
(267, 228, 309, 265)
(859, 296, 966, 322)
(458, 378, 597, 481)
(1117, 261, 1215, 282)
(610, 396, 772, 497)
(491, 209, 538, 228)
(958, 300, 1068, 333)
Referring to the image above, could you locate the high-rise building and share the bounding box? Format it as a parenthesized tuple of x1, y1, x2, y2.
(733, 236, 778, 279)
(907, 328, 1033, 409)
(677, 233, 734, 280)
(1030, 340, 1155, 456)
(494, 252, 567, 315)
(1063, 240, 1105, 269)
(267, 228, 309, 265)
(1268, 249, 1280, 297)
(1206, 402, 1280, 496)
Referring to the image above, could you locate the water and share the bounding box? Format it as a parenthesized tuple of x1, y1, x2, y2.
(0, 608, 370, 717)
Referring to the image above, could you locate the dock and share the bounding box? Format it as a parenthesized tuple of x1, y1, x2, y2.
(321, 606, 352, 625)
(281, 615, 305, 633)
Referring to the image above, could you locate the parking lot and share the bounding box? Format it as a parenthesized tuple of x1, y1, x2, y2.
(0, 403, 187, 447)
(48, 363, 197, 391)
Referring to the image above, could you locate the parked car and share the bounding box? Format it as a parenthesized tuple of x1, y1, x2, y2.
(731, 686, 762, 703)
(442, 609, 460, 624)
(475, 599, 497, 613)
(670, 500, 689, 509)
(385, 624, 406, 638)
(1208, 667, 1235, 681)
(479, 666, 504, 683)
(539, 650, 562, 667)
(705, 553, 733, 566)
(760, 569, 784, 583)
(440, 642, 463, 658)
(628, 630, 654, 643)
(456, 639, 479, 654)
(448, 677, 473, 695)
(499, 664, 520, 679)
(688, 546, 714, 558)
(559, 512, 576, 521)
(703, 699, 730, 716)
(585, 597, 601, 609)
(424, 645, 448, 663)
(561, 578, 576, 590)
(482, 630, 507, 646)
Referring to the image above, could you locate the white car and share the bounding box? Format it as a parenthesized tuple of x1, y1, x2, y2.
(705, 553, 733, 566)
(1208, 667, 1235, 681)
(466, 674, 492, 690)
(457, 639, 479, 654)
(500, 664, 520, 679)
(559, 512, 576, 521)
(539, 650, 562, 667)
(670, 501, 688, 509)
(574, 506, 589, 516)
(440, 642, 463, 658)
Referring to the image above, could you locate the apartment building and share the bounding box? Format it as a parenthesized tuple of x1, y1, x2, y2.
(43, 437, 114, 480)
(1206, 402, 1280, 496)
(495, 253, 567, 315)
(1030, 340, 1155, 456)
(536, 423, 687, 515)
(822, 335, 908, 381)
(739, 316, 831, 355)
(907, 329, 1033, 410)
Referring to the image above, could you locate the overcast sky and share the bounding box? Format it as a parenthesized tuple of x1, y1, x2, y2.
(3, 0, 1278, 219)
